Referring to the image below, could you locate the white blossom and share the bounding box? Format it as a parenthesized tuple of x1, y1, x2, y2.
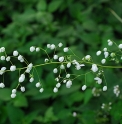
(64, 47, 69, 52)
(60, 64, 65, 69)
(36, 47, 40, 52)
(11, 93, 16, 98)
(67, 62, 71, 68)
(20, 86, 25, 92)
(56, 83, 61, 88)
(53, 68, 58, 73)
(13, 50, 18, 56)
(39, 88, 44, 93)
(36, 82, 41, 87)
(94, 77, 102, 84)
(30, 46, 35, 52)
(103, 48, 107, 52)
(12, 89, 17, 94)
(91, 64, 98, 72)
(82, 85, 87, 91)
(104, 52, 109, 58)
(1, 56, 5, 61)
(1, 47, 5, 52)
(47, 44, 51, 48)
(53, 87, 58, 93)
(96, 51, 101, 56)
(19, 74, 25, 83)
(85, 55, 91, 60)
(66, 74, 70, 78)
(6, 56, 10, 61)
(58, 43, 63, 47)
(59, 56, 64, 62)
(50, 44, 55, 50)
(118, 44, 122, 49)
(53, 55, 58, 60)
(107, 39, 113, 46)
(10, 65, 16, 71)
(0, 83, 5, 88)
(66, 80, 72, 88)
(103, 86, 107, 91)
(30, 77, 34, 82)
(101, 59, 106, 64)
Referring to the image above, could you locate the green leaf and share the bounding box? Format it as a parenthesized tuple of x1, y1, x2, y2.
(36, 0, 47, 11)
(0, 88, 11, 101)
(48, 0, 62, 12)
(84, 89, 92, 104)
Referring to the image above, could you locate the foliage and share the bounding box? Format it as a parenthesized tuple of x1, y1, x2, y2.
(0, 0, 122, 124)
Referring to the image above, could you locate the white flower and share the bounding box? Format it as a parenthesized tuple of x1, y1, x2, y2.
(94, 77, 102, 84)
(101, 59, 106, 64)
(13, 50, 18, 56)
(82, 85, 87, 91)
(18, 55, 23, 61)
(6, 56, 10, 61)
(12, 89, 17, 94)
(103, 86, 107, 91)
(53, 68, 58, 73)
(36, 82, 41, 87)
(1, 67, 6, 71)
(39, 88, 44, 93)
(58, 43, 63, 47)
(0, 83, 5, 88)
(66, 80, 72, 88)
(103, 48, 107, 52)
(45, 58, 49, 62)
(1, 47, 5, 52)
(64, 47, 69, 52)
(118, 44, 122, 49)
(30, 46, 35, 52)
(66, 74, 70, 78)
(53, 87, 58, 93)
(59, 56, 64, 62)
(30, 77, 34, 82)
(110, 53, 115, 57)
(55, 78, 59, 82)
(67, 62, 71, 68)
(11, 93, 16, 98)
(107, 39, 113, 46)
(19, 74, 25, 83)
(85, 55, 91, 60)
(63, 80, 66, 83)
(53, 55, 58, 60)
(1, 56, 5, 61)
(104, 52, 109, 58)
(47, 44, 51, 48)
(96, 51, 101, 56)
(50, 44, 55, 49)
(56, 83, 61, 88)
(36, 47, 40, 52)
(20, 86, 25, 92)
(60, 64, 65, 69)
(10, 65, 16, 71)
(73, 112, 77, 117)
(91, 64, 98, 72)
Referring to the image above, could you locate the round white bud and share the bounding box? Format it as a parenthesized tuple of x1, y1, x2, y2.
(58, 43, 63, 47)
(64, 47, 69, 52)
(39, 88, 44, 93)
(10, 65, 16, 71)
(96, 51, 101, 56)
(59, 56, 64, 62)
(82, 85, 87, 91)
(101, 59, 106, 64)
(30, 77, 34, 82)
(11, 93, 16, 98)
(12, 89, 17, 94)
(60, 64, 65, 69)
(36, 47, 40, 52)
(47, 44, 51, 48)
(119, 44, 122, 49)
(67, 62, 71, 68)
(53, 87, 58, 93)
(53, 68, 58, 73)
(1, 47, 5, 52)
(13, 50, 18, 56)
(66, 74, 70, 78)
(56, 83, 61, 88)
(0, 83, 5, 88)
(20, 86, 25, 92)
(50, 44, 55, 50)
(36, 82, 41, 87)
(53, 55, 58, 60)
(30, 46, 35, 52)
(103, 86, 107, 91)
(1, 56, 5, 61)
(6, 56, 10, 61)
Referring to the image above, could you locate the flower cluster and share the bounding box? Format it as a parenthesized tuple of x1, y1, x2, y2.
(0, 39, 122, 103)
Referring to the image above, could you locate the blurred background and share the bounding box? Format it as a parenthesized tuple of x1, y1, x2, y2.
(0, 0, 122, 124)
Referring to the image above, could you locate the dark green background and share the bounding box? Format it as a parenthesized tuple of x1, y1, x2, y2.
(0, 0, 122, 124)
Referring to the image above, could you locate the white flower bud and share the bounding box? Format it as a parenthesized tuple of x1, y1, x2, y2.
(118, 44, 122, 49)
(39, 88, 44, 93)
(64, 47, 69, 52)
(91, 64, 98, 72)
(101, 59, 106, 64)
(36, 82, 41, 87)
(59, 56, 64, 62)
(45, 58, 49, 62)
(30, 77, 34, 82)
(67, 62, 71, 68)
(12, 89, 17, 94)
(63, 80, 66, 83)
(58, 43, 63, 47)
(66, 80, 72, 88)
(53, 68, 58, 73)
(104, 52, 109, 58)
(107, 39, 113, 46)
(94, 77, 102, 84)
(6, 56, 10, 61)
(50, 44, 55, 49)
(36, 47, 40, 52)
(53, 55, 58, 60)
(19, 74, 25, 83)
(0, 83, 5, 88)
(103, 86, 107, 91)
(20, 86, 25, 92)
(13, 50, 18, 56)
(11, 93, 16, 98)
(1, 47, 5, 52)
(56, 83, 61, 88)
(30, 46, 35, 52)
(10, 65, 16, 71)
(1, 67, 6, 71)
(60, 64, 65, 69)
(96, 51, 101, 56)
(103, 48, 107, 52)
(1, 56, 5, 60)
(47, 44, 51, 48)
(53, 87, 58, 93)
(85, 55, 91, 60)
(66, 74, 70, 78)
(82, 85, 87, 91)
